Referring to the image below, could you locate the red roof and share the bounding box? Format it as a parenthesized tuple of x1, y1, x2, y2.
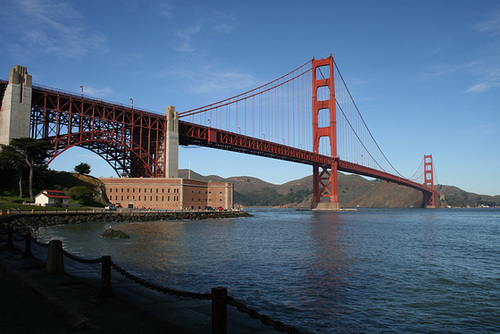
(41, 190, 70, 199)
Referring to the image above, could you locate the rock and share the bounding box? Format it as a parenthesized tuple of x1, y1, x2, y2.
(101, 228, 130, 239)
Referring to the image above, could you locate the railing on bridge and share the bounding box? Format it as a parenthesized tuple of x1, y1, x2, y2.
(1, 55, 440, 208)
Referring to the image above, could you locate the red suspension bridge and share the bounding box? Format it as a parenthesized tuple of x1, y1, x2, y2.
(0, 56, 440, 209)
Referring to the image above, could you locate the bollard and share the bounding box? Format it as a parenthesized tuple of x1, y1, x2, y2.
(212, 287, 227, 334)
(46, 240, 64, 273)
(100, 256, 113, 297)
(23, 232, 33, 258)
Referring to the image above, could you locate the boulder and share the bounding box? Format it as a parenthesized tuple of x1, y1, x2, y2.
(101, 228, 130, 239)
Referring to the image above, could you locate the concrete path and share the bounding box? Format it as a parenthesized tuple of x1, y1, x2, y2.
(0, 238, 285, 333)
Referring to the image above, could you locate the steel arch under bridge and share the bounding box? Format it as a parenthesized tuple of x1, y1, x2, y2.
(29, 85, 168, 177)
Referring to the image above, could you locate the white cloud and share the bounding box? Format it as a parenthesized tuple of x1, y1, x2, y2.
(83, 86, 113, 99)
(475, 10, 500, 36)
(464, 11, 500, 93)
(158, 2, 174, 19)
(473, 124, 498, 136)
(163, 3, 238, 53)
(160, 64, 257, 97)
(464, 69, 500, 94)
(174, 25, 201, 52)
(4, 0, 107, 59)
(192, 71, 255, 94)
(424, 10, 500, 94)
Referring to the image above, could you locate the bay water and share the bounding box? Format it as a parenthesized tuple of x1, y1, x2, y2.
(35, 208, 500, 333)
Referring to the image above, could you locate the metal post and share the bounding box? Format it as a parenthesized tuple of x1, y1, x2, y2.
(46, 240, 64, 273)
(100, 256, 113, 297)
(23, 232, 33, 258)
(212, 286, 227, 334)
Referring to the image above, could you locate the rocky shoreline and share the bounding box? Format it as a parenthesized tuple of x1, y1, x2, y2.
(0, 210, 253, 234)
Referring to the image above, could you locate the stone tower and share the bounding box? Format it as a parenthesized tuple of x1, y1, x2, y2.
(0, 65, 32, 145)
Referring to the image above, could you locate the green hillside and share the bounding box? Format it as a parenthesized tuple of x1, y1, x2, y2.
(179, 169, 499, 208)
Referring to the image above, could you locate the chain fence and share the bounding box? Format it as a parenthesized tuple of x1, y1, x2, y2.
(3, 228, 310, 334)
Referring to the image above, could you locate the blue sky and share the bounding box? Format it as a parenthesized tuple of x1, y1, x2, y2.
(1, 0, 499, 196)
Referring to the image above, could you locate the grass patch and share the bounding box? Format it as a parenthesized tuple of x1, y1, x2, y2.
(0, 195, 91, 211)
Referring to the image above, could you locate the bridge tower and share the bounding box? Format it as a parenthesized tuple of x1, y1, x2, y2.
(164, 105, 179, 178)
(424, 154, 435, 208)
(0, 65, 32, 146)
(311, 56, 340, 210)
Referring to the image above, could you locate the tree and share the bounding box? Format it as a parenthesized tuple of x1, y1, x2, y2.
(0, 144, 24, 195)
(4, 138, 52, 201)
(74, 162, 91, 175)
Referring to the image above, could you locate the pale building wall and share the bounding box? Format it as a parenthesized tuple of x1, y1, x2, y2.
(35, 194, 50, 206)
(103, 177, 182, 210)
(207, 182, 234, 209)
(100, 177, 233, 210)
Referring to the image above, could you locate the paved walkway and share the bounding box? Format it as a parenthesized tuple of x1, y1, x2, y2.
(0, 237, 284, 333)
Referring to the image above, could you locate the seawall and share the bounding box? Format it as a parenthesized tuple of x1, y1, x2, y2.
(0, 210, 252, 234)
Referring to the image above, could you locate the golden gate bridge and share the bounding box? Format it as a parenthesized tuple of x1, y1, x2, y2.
(0, 55, 440, 209)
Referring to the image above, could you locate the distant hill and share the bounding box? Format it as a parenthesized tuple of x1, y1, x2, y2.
(10, 169, 494, 209)
(179, 169, 499, 208)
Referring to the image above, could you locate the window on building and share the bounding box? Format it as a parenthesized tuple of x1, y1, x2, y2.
(110, 188, 113, 193)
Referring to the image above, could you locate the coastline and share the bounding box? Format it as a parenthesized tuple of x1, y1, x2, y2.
(0, 210, 253, 234)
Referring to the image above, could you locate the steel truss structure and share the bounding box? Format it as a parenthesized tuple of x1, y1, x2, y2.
(30, 85, 167, 177)
(1, 56, 439, 207)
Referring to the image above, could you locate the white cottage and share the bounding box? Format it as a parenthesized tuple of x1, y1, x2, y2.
(35, 190, 70, 207)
